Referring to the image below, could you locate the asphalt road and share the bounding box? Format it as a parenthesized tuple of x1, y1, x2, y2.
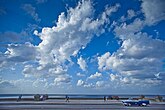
(0, 100, 165, 110)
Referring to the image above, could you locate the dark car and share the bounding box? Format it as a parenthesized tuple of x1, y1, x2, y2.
(138, 100, 150, 106)
(122, 100, 150, 106)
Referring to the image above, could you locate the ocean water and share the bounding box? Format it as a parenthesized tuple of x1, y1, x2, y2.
(0, 94, 165, 99)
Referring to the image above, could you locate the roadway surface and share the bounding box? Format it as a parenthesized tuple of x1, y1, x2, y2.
(0, 99, 165, 110)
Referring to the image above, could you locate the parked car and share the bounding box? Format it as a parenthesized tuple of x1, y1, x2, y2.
(122, 100, 150, 106)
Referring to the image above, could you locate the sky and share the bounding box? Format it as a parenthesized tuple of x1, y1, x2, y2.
(0, 0, 165, 94)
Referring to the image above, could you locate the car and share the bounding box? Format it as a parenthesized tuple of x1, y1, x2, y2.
(122, 100, 150, 106)
(138, 100, 150, 106)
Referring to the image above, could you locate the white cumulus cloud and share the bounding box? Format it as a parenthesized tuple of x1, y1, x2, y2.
(88, 72, 102, 79)
(98, 2, 165, 86)
(77, 79, 85, 86)
(77, 57, 87, 71)
(98, 32, 165, 85)
(141, 0, 165, 25)
(54, 74, 71, 85)
(25, 0, 120, 84)
(77, 72, 85, 77)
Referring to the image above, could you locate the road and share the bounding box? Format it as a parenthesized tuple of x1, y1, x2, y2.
(0, 100, 165, 110)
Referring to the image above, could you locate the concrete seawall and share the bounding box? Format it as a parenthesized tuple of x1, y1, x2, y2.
(0, 99, 165, 110)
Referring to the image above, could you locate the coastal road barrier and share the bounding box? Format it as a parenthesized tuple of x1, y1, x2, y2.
(0, 100, 123, 105)
(0, 97, 129, 101)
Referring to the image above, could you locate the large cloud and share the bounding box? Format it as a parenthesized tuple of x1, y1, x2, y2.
(26, 0, 120, 84)
(98, 33, 165, 85)
(98, 4, 165, 86)
(35, 1, 119, 66)
(141, 0, 165, 25)
(98, 31, 165, 85)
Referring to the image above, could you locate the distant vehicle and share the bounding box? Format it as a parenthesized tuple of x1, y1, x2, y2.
(122, 100, 150, 106)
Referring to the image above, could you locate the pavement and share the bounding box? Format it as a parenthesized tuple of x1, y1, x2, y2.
(0, 99, 165, 110)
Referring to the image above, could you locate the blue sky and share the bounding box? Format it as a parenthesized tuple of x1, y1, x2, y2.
(0, 0, 165, 94)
